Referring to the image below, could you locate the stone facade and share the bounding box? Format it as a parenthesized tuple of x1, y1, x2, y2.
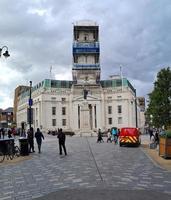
(16, 78, 141, 134)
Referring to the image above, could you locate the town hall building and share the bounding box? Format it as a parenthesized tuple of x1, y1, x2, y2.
(15, 20, 145, 135)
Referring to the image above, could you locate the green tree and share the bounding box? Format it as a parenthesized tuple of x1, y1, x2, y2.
(146, 67, 171, 129)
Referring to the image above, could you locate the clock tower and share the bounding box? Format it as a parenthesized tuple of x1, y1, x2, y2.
(72, 20, 100, 85)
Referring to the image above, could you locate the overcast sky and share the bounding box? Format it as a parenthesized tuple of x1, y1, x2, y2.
(0, 0, 171, 109)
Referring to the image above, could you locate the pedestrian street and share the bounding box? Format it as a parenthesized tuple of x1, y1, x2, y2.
(0, 134, 171, 200)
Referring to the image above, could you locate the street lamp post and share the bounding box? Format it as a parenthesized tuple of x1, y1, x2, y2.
(0, 46, 10, 58)
(28, 81, 33, 130)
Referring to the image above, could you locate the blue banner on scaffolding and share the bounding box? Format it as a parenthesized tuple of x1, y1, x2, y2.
(73, 47, 99, 53)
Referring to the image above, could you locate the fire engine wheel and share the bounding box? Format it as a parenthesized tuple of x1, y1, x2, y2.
(135, 142, 141, 147)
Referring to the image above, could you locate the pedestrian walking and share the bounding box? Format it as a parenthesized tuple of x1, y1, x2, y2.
(2, 128, 5, 139)
(28, 127, 35, 153)
(57, 128, 67, 155)
(111, 128, 118, 144)
(149, 128, 154, 141)
(154, 131, 159, 145)
(107, 129, 112, 143)
(11, 127, 16, 138)
(97, 128, 104, 143)
(8, 129, 12, 138)
(35, 128, 44, 153)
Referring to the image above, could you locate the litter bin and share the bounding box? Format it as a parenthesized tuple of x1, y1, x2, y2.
(19, 138, 29, 156)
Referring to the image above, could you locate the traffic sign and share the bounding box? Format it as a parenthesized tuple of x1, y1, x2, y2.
(29, 98, 33, 106)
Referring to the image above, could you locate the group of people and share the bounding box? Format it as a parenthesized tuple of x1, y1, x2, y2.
(0, 126, 67, 155)
(107, 128, 120, 144)
(27, 127, 67, 155)
(0, 127, 16, 139)
(97, 128, 120, 144)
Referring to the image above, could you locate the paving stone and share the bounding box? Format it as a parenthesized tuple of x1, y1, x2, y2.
(0, 135, 171, 199)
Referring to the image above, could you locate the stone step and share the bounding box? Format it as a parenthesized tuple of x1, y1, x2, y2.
(74, 131, 97, 137)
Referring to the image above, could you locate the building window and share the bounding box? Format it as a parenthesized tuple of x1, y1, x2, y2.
(118, 105, 122, 113)
(116, 79, 122, 86)
(84, 34, 89, 41)
(62, 119, 66, 126)
(52, 107, 56, 115)
(108, 106, 112, 114)
(62, 107, 66, 115)
(62, 98, 66, 102)
(52, 119, 56, 126)
(118, 117, 122, 124)
(108, 118, 112, 125)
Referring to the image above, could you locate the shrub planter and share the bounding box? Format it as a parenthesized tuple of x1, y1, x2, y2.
(159, 130, 171, 158)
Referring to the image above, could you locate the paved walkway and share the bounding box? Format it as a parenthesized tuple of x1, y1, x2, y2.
(0, 134, 171, 200)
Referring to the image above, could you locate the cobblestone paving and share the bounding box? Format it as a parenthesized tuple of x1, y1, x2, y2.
(0, 135, 171, 199)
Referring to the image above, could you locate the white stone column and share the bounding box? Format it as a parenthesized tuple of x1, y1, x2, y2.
(96, 103, 101, 129)
(38, 100, 41, 128)
(101, 93, 105, 129)
(92, 104, 95, 129)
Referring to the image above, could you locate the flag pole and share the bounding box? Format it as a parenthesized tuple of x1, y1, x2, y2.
(50, 65, 52, 79)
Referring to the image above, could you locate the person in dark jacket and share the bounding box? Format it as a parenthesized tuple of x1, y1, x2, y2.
(35, 128, 44, 153)
(28, 127, 35, 153)
(154, 131, 159, 145)
(97, 128, 104, 143)
(2, 128, 5, 139)
(8, 129, 12, 138)
(57, 128, 67, 155)
(149, 128, 154, 141)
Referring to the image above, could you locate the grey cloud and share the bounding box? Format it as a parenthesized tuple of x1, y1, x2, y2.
(0, 0, 171, 108)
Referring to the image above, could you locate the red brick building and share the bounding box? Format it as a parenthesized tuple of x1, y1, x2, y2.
(0, 107, 13, 128)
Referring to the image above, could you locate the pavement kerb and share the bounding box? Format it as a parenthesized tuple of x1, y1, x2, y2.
(140, 146, 165, 170)
(141, 142, 171, 171)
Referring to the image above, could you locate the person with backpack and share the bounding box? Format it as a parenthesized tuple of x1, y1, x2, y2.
(111, 128, 118, 144)
(57, 128, 67, 156)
